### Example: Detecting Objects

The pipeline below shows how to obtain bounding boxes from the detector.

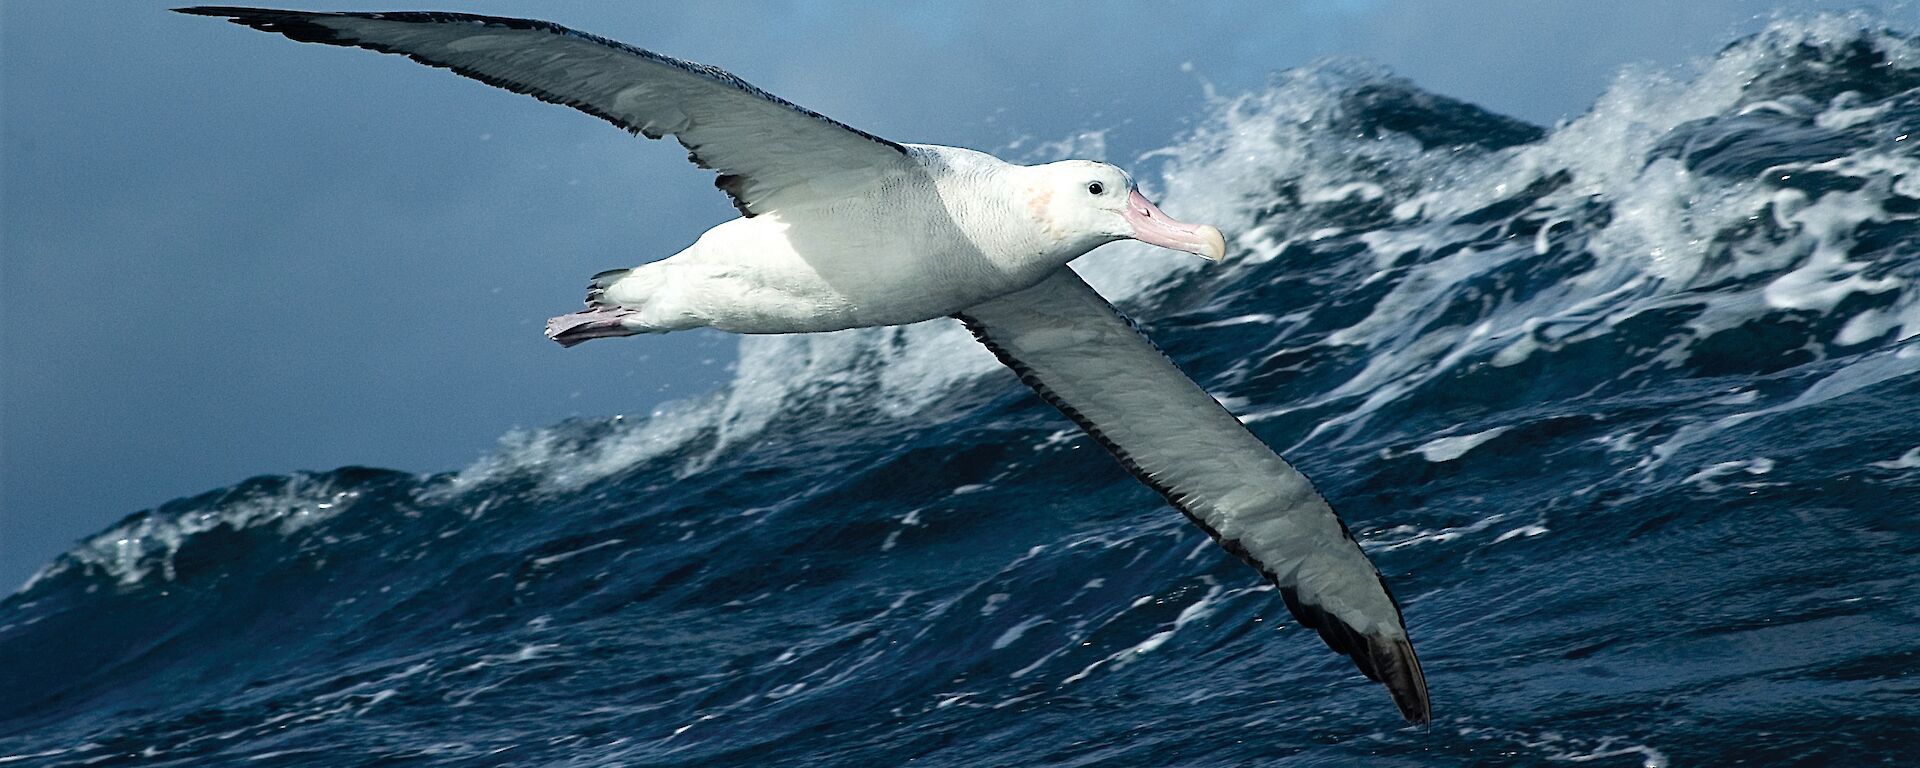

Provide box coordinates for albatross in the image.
[181,7,1431,724]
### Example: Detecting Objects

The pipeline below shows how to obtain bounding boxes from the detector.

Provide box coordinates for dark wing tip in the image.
[175,7,346,44]
[174,7,300,21]
[1280,586,1432,725]
[1372,635,1432,725]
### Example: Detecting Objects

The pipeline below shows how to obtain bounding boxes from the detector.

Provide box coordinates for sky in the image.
[3,0,1910,588]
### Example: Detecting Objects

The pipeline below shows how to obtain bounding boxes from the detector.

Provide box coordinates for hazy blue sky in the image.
[3,1,1908,587]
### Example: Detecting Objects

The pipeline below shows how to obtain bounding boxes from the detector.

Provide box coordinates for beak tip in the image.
[1200,225,1227,262]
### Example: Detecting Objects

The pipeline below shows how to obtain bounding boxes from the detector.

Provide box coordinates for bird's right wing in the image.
[179,7,914,216]
[954,268,1430,724]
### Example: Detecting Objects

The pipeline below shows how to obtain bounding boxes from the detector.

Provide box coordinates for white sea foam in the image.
[1060,579,1227,685]
[991,615,1052,650]
[22,474,358,589]
[1493,524,1550,544]
[0,748,75,765]
[1366,513,1510,552]
[1869,446,1920,469]
[529,539,625,568]
[1415,427,1513,462]
[1682,457,1777,490]
[1456,726,1671,768]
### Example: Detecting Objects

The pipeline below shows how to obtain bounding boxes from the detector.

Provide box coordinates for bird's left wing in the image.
[955,268,1430,724]
[178,7,913,216]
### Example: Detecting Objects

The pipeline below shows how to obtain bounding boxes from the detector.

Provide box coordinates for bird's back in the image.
[626,146,1060,333]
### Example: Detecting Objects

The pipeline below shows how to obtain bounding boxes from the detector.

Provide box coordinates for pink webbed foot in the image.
[545,307,643,348]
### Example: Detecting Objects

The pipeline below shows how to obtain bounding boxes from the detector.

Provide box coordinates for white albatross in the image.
[182,7,1431,723]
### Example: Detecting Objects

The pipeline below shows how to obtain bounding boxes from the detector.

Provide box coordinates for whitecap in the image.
[1415,427,1513,462]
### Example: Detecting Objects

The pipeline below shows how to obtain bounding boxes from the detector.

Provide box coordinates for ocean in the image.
[4,14,1917,767]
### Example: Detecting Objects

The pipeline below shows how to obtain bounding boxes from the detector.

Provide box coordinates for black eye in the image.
[1087,181,1105,195]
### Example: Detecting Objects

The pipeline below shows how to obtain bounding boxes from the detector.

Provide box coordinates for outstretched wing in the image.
[179,7,913,216]
[955,268,1430,724]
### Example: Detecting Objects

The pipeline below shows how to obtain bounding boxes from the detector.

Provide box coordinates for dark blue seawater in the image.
[5,16,1919,766]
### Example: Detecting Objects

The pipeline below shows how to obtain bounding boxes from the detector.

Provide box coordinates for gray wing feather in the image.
[955,268,1430,724]
[178,7,911,216]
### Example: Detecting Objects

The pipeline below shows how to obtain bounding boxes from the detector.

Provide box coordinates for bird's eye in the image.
[1087,181,1105,195]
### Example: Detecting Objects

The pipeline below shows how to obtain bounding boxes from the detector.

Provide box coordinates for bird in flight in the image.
[181,7,1430,723]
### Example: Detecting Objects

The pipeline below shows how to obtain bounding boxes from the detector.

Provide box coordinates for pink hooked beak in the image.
[1124,188,1226,261]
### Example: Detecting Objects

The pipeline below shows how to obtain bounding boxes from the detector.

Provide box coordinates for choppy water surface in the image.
[5,15,1919,767]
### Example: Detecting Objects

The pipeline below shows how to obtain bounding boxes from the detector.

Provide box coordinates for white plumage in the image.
[185,6,1428,724]
[584,148,1157,335]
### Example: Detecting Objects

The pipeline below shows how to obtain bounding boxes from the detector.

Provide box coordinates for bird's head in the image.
[1026,160,1225,262]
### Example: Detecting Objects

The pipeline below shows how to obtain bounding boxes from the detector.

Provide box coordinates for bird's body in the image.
[593,146,1088,335]
[183,6,1430,724]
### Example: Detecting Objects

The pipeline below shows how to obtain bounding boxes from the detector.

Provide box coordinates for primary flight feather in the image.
[180,6,1429,723]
